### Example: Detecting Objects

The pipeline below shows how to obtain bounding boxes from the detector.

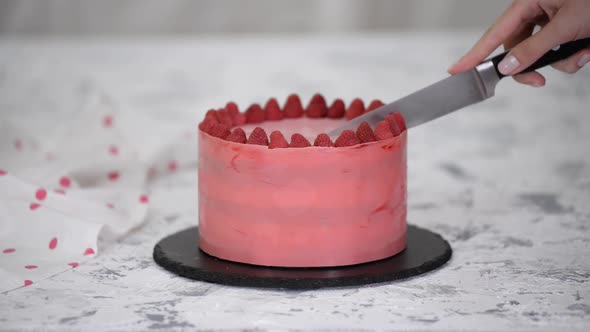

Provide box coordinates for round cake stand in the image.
[153,225,452,290]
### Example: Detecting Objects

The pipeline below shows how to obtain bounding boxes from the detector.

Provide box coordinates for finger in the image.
[551,48,590,73]
[503,22,535,50]
[512,71,546,87]
[448,1,541,74]
[496,9,578,76]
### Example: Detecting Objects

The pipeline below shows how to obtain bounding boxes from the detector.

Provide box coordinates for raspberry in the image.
[327,99,345,118]
[283,94,304,118]
[205,109,219,121]
[226,128,247,143]
[226,102,246,126]
[216,108,233,127]
[247,127,269,146]
[305,93,327,118]
[245,104,266,124]
[290,133,311,148]
[209,123,231,139]
[199,117,215,132]
[385,114,402,136]
[356,121,376,143]
[269,131,289,149]
[233,113,246,126]
[346,98,365,120]
[313,133,334,147]
[374,120,394,140]
[334,130,360,147]
[226,102,240,116]
[199,110,219,132]
[393,112,407,131]
[265,98,284,121]
[366,100,385,112]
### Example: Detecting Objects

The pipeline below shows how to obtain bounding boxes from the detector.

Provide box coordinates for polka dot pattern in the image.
[103,115,113,128]
[49,237,58,250]
[35,189,47,201]
[168,161,178,172]
[59,176,71,188]
[1,109,156,292]
[109,145,119,155]
[108,171,120,181]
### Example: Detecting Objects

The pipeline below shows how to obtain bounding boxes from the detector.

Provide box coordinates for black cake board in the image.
[153,224,452,290]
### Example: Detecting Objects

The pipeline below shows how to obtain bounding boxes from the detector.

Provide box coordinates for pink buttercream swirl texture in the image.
[198,127,407,267]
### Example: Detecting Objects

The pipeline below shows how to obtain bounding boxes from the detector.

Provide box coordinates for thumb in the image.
[497,12,576,76]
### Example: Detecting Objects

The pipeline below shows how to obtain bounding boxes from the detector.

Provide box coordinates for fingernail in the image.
[577,54,590,68]
[498,55,520,75]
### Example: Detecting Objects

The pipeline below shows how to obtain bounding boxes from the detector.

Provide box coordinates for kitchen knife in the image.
[329,38,590,136]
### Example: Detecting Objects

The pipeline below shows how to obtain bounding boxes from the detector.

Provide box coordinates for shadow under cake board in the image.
[153,225,452,290]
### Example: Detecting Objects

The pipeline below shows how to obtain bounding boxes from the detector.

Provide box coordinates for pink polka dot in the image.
[29,203,41,210]
[84,248,95,256]
[24,280,33,287]
[168,160,178,172]
[25,265,38,269]
[108,171,120,181]
[35,188,47,201]
[139,195,149,204]
[3,248,15,254]
[59,176,71,188]
[103,115,113,128]
[49,237,58,250]
[54,189,66,195]
[14,139,23,151]
[68,262,79,268]
[109,145,119,156]
[0,169,6,176]
[106,203,114,209]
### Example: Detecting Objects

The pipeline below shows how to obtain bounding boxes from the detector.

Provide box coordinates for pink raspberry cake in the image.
[198,94,407,267]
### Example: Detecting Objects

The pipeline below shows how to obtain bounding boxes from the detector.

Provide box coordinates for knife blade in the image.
[328,37,590,137]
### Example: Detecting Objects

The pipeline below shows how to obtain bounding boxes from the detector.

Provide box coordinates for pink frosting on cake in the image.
[198,117,407,267]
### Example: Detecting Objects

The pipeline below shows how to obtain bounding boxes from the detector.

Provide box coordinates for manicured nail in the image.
[577,54,590,68]
[498,55,520,75]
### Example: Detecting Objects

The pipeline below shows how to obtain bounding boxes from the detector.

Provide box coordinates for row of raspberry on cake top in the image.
[198,93,407,148]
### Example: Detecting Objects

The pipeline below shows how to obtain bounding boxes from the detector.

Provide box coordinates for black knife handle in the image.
[490,37,590,78]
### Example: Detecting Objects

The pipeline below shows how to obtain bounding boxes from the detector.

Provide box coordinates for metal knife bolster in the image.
[473,60,501,100]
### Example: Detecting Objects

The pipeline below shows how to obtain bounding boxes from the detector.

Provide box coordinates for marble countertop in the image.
[1,33,589,331]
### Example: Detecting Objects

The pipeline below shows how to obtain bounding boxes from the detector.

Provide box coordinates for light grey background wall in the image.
[0,0,512,36]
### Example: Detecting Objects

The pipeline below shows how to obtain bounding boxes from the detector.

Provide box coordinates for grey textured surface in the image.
[0,32,589,331]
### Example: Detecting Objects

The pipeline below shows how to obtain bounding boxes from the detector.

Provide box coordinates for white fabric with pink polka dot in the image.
[0,89,192,292]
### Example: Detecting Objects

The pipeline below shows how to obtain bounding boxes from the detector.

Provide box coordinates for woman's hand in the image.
[448,0,590,87]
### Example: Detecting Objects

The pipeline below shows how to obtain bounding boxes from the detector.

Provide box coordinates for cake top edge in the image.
[198,93,407,149]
